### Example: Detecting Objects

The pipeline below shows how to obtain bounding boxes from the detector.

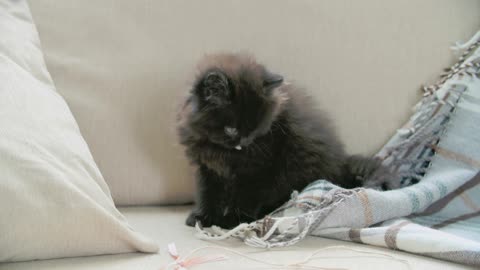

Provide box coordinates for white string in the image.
[164,245,412,270]
[260,218,284,240]
[195,222,255,240]
[297,245,411,270]
[451,30,480,52]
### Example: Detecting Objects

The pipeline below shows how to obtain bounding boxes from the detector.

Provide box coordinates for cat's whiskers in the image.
[199,103,215,113]
[273,122,287,135]
[248,141,261,155]
[252,141,270,158]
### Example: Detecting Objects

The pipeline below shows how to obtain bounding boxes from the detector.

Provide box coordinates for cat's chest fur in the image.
[197,134,286,221]
[198,133,278,179]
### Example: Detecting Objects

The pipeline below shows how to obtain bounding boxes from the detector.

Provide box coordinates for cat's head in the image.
[185,53,289,150]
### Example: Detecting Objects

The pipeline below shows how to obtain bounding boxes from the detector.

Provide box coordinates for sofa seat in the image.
[1,206,475,270]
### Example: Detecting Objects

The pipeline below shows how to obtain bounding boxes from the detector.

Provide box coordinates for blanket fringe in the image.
[378,31,480,187]
[196,189,354,248]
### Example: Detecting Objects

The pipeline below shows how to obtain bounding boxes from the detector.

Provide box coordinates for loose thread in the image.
[162,244,412,270]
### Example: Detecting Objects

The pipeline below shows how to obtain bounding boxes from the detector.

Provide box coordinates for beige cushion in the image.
[0,0,158,262]
[1,206,475,269]
[28,0,480,205]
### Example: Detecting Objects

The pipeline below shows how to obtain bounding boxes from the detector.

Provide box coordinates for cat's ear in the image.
[263,71,284,93]
[199,70,230,105]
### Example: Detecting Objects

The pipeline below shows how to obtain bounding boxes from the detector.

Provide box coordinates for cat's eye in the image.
[224,126,238,137]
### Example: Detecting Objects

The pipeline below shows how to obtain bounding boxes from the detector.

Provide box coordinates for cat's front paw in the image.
[214,211,240,229]
[185,212,197,227]
[185,210,212,227]
[185,208,241,229]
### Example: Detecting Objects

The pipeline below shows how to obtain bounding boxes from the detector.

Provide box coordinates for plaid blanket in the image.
[196,31,480,266]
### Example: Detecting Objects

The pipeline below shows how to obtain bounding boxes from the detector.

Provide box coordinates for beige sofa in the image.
[3,1,479,269]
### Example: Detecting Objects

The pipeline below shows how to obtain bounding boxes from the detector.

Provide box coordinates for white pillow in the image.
[0,0,158,262]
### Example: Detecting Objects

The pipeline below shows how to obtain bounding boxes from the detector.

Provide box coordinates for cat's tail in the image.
[343,155,397,190]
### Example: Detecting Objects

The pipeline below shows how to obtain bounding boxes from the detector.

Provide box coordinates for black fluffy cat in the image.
[177,53,392,229]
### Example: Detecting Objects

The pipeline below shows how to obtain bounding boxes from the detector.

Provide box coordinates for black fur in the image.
[177,53,392,229]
